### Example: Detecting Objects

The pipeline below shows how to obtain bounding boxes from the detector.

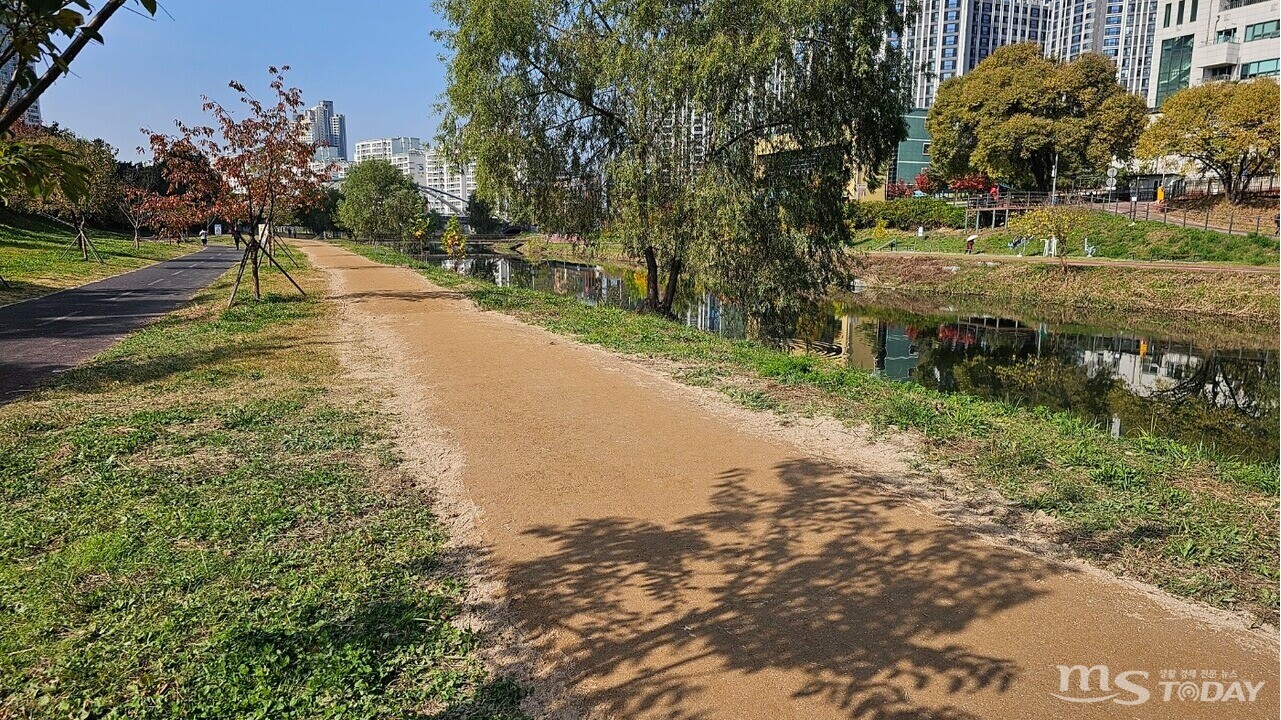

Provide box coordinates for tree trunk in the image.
[133,226,140,250]
[251,238,262,300]
[658,254,682,318]
[643,245,660,312]
[77,218,88,260]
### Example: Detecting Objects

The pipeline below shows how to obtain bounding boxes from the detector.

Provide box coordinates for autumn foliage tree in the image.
[148,66,324,304]
[1138,79,1280,205]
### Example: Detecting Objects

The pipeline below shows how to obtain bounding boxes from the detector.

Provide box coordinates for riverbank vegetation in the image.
[851,255,1278,322]
[0,265,526,718]
[848,208,1279,266]
[0,209,191,306]
[342,240,1279,625]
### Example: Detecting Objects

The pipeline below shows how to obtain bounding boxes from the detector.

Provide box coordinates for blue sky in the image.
[41,0,451,160]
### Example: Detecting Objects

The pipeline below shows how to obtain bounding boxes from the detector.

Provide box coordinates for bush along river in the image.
[432,252,1278,464]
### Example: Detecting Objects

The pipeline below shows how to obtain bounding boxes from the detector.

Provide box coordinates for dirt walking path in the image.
[299,240,1278,720]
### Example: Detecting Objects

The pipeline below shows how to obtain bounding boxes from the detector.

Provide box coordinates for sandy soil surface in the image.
[298,240,1278,720]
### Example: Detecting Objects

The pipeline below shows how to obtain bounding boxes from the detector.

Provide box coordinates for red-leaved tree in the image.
[117,185,158,249]
[885,181,913,199]
[948,172,991,194]
[914,172,937,195]
[147,66,324,305]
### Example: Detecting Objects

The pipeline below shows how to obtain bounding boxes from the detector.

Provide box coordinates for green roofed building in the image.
[888,110,931,187]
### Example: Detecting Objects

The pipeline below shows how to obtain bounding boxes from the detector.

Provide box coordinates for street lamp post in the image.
[1049,91,1066,206]
[1050,152,1059,205]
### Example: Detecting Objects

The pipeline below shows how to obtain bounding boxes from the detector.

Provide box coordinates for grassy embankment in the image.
[852,255,1279,322]
[0,262,526,718]
[848,210,1280,266]
[344,240,1279,625]
[0,209,194,306]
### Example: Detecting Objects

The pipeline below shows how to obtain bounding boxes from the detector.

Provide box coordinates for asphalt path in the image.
[0,244,241,402]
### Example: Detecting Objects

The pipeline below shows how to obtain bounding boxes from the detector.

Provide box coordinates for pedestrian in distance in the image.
[199,229,208,247]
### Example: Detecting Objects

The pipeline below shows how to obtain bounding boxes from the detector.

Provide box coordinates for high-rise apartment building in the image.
[902,0,1050,108]
[353,137,478,213]
[301,100,347,160]
[1148,0,1279,106]
[1046,0,1162,97]
[354,136,424,163]
[0,36,42,126]
[423,147,478,215]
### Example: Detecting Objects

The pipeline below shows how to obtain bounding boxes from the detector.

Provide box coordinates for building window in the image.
[1245,20,1280,41]
[1189,0,1197,20]
[1176,0,1184,24]
[1155,34,1194,105]
[1163,3,1171,27]
[944,22,958,32]
[1241,58,1280,78]
[923,143,931,157]
[942,60,956,69]
[1216,28,1237,43]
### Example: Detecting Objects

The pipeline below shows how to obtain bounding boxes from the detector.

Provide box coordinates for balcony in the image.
[1198,40,1240,67]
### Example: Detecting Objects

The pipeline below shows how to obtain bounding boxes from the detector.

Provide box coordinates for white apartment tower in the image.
[903,0,1050,108]
[423,147,478,215]
[1148,0,1280,106]
[0,34,41,126]
[1046,0,1162,97]
[354,137,478,213]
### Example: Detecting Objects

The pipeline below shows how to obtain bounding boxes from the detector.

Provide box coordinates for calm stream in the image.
[430,252,1278,463]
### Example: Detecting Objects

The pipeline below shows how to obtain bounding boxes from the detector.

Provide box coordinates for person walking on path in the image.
[199,229,208,247]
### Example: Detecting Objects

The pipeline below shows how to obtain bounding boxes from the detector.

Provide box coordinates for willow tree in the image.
[436,0,910,318]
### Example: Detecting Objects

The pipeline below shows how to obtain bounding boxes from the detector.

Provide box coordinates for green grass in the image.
[0,264,526,718]
[345,240,1279,624]
[849,209,1280,266]
[0,209,195,306]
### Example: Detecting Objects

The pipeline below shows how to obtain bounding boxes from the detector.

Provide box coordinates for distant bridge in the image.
[417,183,468,215]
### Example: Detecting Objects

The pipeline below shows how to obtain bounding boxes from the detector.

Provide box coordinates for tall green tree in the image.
[7,128,119,259]
[436,0,910,317]
[465,191,499,233]
[337,160,424,240]
[296,186,343,235]
[926,44,1148,191]
[1137,79,1280,205]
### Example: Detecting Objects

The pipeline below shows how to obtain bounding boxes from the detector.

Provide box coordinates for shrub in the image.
[846,198,966,230]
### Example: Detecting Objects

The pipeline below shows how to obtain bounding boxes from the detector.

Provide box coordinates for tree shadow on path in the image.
[503,458,1060,719]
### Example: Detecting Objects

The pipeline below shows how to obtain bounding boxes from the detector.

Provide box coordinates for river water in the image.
[433,253,1278,463]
